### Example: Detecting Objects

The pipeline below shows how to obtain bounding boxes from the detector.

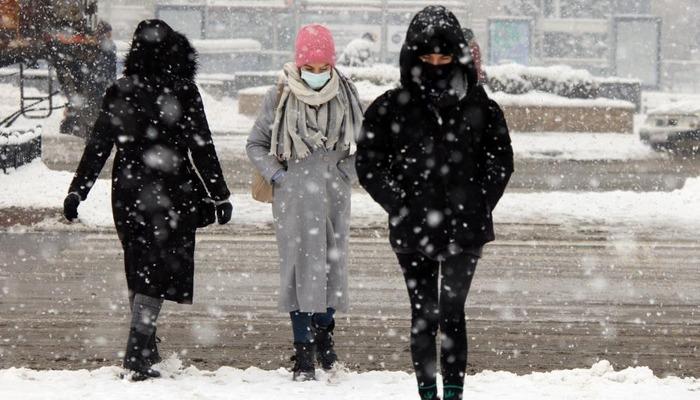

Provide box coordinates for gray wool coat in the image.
[246,86,357,313]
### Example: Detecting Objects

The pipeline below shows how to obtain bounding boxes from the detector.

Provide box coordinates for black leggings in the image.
[397,252,477,393]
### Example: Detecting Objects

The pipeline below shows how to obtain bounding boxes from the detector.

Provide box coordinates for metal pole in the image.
[380,0,388,63]
[294,0,301,36]
[464,0,472,29]
[202,0,209,39]
[272,13,280,68]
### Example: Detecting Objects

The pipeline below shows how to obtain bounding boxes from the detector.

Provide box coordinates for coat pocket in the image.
[336,155,357,185]
[337,165,352,185]
[447,183,485,215]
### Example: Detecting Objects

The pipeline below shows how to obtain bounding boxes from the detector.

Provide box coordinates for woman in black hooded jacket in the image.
[62,20,232,380]
[356,6,513,400]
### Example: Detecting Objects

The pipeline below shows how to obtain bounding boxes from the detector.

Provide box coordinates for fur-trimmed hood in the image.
[123,19,198,81]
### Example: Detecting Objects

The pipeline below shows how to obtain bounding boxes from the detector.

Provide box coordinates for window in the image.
[559,0,613,19]
[614,0,652,14]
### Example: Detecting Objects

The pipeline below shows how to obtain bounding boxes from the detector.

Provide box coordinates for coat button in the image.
[322,156,329,162]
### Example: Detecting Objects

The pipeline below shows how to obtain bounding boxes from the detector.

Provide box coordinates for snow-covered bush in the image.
[485,66,533,95]
[0,126,42,173]
[337,38,379,67]
[338,63,611,100]
[337,64,400,86]
[486,64,598,98]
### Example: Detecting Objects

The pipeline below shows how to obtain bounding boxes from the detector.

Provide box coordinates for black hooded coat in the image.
[68,20,230,303]
[356,6,514,259]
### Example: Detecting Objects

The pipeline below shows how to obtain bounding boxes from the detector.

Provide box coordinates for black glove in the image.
[216,201,232,225]
[63,192,81,221]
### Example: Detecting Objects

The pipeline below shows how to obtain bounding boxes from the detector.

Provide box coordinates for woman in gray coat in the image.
[246,24,363,381]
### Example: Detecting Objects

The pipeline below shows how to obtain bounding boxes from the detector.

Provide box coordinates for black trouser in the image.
[397,252,478,397]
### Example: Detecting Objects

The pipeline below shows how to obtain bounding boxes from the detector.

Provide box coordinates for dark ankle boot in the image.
[442,385,463,400]
[145,330,162,366]
[291,342,315,381]
[123,328,161,381]
[419,385,440,400]
[314,320,337,370]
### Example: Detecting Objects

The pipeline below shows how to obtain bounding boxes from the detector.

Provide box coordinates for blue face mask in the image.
[301,70,331,90]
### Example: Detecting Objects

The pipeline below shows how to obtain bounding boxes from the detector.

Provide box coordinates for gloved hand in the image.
[63,192,81,222]
[216,200,233,225]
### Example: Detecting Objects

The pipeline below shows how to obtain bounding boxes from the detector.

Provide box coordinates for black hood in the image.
[399,6,477,95]
[123,19,198,81]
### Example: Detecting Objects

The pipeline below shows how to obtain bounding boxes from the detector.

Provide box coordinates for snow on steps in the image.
[238,84,634,133]
[0,357,697,400]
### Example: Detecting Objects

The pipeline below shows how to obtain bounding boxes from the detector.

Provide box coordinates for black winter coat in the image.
[68,20,230,303]
[356,6,513,259]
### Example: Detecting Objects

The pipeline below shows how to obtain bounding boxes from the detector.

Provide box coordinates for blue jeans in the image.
[290,308,335,343]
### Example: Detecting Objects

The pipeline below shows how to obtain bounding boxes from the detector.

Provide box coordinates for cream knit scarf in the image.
[270,62,363,160]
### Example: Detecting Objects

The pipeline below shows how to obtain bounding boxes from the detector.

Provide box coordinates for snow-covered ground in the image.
[510,132,658,160]
[199,90,255,134]
[0,358,697,400]
[643,91,700,114]
[2,160,698,230]
[0,82,253,136]
[211,132,658,161]
[1,80,661,161]
[490,90,635,109]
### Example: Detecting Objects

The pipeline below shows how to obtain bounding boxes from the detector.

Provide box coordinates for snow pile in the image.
[497,179,700,226]
[643,92,700,114]
[337,64,400,86]
[0,161,114,226]
[3,160,700,231]
[238,85,274,96]
[647,100,700,116]
[198,87,255,134]
[352,80,395,104]
[334,63,636,106]
[238,80,633,113]
[0,125,42,146]
[213,132,655,161]
[486,63,598,98]
[489,90,635,109]
[0,359,697,400]
[337,37,378,67]
[511,133,657,160]
[341,63,635,108]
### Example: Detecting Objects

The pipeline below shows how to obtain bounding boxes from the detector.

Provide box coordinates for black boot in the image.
[314,320,337,370]
[419,385,440,400]
[145,330,162,366]
[123,328,161,381]
[442,385,462,400]
[291,342,315,381]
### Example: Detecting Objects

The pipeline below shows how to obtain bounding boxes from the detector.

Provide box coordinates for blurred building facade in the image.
[466,0,700,90]
[95,0,699,91]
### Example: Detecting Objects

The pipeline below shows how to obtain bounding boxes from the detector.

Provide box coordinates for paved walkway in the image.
[1,226,698,376]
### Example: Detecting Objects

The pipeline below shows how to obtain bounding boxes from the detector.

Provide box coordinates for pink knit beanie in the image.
[295,24,336,67]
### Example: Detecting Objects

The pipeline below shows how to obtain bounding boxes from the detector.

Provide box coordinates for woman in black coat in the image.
[356,6,513,400]
[63,20,232,380]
